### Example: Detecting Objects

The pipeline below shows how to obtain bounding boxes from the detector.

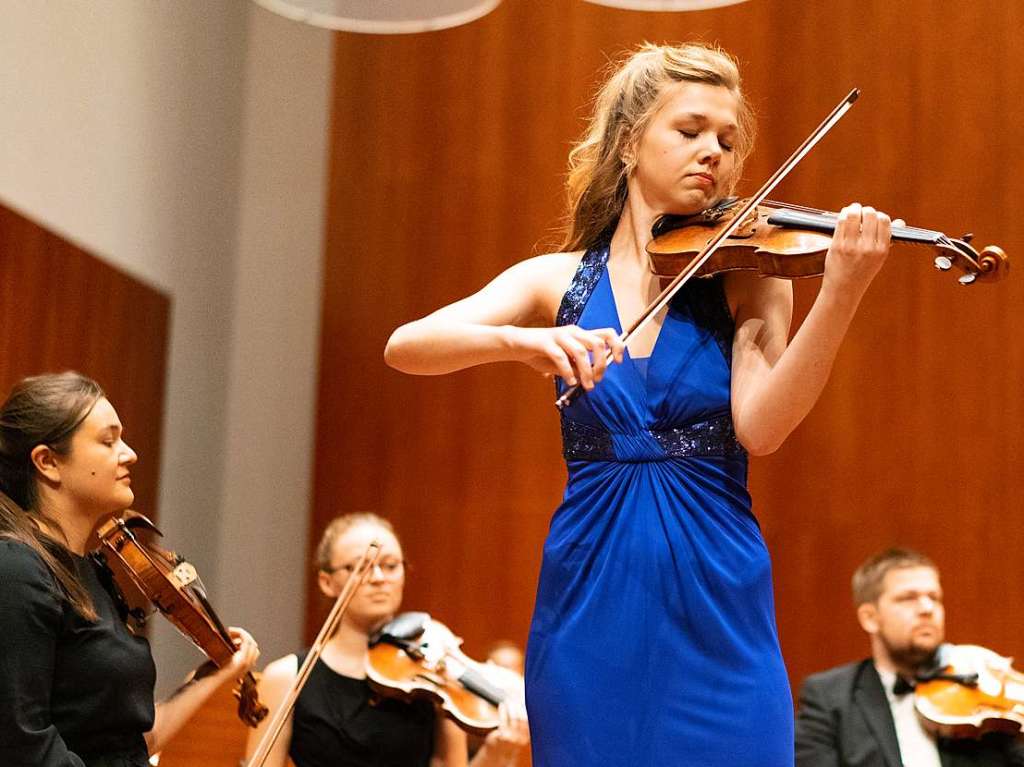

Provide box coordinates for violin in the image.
[554,88,1009,409]
[914,644,1024,739]
[90,511,268,727]
[367,612,521,736]
[648,197,1009,286]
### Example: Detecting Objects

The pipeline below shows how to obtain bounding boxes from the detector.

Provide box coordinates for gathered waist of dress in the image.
[560,412,746,463]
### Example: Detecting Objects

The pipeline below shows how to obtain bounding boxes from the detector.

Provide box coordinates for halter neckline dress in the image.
[524,242,793,766]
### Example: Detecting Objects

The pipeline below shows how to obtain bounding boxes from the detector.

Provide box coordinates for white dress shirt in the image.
[877,667,943,767]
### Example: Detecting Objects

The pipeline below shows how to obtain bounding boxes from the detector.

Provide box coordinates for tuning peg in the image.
[961,232,974,243]
[934,256,953,271]
[958,272,977,285]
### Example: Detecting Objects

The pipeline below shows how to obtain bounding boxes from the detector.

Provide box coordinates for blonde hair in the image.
[561,42,755,252]
[314,512,396,572]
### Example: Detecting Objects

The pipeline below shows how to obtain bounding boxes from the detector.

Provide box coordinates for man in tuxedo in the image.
[795,547,1024,766]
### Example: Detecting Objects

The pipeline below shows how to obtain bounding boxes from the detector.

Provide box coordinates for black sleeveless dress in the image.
[0,540,155,767]
[289,650,435,767]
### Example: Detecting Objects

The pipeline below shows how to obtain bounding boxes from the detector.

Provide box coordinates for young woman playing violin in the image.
[246,513,529,767]
[384,43,902,767]
[0,371,260,767]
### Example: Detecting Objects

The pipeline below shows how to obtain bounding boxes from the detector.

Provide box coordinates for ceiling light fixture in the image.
[251,0,501,34]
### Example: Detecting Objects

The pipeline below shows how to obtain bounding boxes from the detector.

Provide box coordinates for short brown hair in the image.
[851,547,936,606]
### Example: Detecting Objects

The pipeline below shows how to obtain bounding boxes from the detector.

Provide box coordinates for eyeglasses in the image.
[324,558,405,579]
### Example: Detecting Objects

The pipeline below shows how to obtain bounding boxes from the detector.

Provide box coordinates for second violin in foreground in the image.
[91,511,268,727]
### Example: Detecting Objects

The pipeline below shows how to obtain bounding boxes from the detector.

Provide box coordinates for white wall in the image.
[214,3,331,668]
[0,0,332,694]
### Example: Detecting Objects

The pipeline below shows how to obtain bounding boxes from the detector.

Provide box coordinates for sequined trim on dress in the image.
[555,243,610,327]
[561,412,745,462]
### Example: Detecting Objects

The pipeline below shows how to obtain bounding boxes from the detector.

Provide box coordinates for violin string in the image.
[765,198,942,241]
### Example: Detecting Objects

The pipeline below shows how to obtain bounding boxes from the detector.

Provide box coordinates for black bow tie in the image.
[892,676,916,696]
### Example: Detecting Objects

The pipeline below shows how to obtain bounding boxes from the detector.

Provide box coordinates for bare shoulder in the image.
[514,250,585,323]
[260,653,299,687]
[504,250,583,283]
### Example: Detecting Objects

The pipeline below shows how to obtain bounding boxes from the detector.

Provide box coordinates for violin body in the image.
[915,644,1024,739]
[367,612,518,736]
[92,511,268,727]
[648,197,1009,286]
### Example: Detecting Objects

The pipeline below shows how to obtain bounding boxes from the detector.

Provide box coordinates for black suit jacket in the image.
[795,659,1024,767]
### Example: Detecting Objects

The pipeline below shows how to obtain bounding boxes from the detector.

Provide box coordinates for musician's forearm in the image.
[145,669,230,754]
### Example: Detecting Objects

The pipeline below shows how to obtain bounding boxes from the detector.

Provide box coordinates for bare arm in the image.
[384,254,624,390]
[242,654,298,767]
[146,627,259,755]
[729,204,893,455]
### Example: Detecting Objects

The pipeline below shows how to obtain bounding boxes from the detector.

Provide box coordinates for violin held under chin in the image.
[648,197,1008,286]
[913,643,1024,739]
[367,612,526,737]
[90,511,268,727]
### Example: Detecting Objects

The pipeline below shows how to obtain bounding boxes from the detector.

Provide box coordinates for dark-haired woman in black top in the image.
[245,512,529,767]
[0,371,260,767]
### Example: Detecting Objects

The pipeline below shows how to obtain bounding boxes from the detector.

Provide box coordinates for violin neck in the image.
[766,209,942,246]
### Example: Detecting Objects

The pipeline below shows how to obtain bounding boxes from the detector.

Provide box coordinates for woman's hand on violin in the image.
[822,203,900,299]
[485,701,530,754]
[217,626,260,679]
[470,663,529,764]
[508,325,624,390]
[146,627,260,755]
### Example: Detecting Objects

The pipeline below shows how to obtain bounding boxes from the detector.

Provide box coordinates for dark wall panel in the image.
[0,201,170,520]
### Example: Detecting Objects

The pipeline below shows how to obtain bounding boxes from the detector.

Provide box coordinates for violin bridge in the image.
[172,561,199,588]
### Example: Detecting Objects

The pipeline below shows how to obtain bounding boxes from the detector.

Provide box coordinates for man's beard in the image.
[887,637,941,671]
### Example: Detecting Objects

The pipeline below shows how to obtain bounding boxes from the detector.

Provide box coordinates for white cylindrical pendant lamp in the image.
[251,0,501,34]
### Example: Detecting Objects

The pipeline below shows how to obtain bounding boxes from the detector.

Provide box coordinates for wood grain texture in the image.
[310,0,1024,749]
[0,201,169,521]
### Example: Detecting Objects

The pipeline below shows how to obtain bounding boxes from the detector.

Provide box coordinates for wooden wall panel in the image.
[314,0,1024,731]
[0,201,169,520]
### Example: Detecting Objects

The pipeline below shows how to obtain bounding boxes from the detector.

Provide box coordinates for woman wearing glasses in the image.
[246,513,529,767]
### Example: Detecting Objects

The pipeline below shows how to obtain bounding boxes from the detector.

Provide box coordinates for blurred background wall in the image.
[0,0,332,700]
[2,0,1022,763]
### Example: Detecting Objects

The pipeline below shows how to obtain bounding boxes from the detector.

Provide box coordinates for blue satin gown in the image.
[524,242,793,766]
